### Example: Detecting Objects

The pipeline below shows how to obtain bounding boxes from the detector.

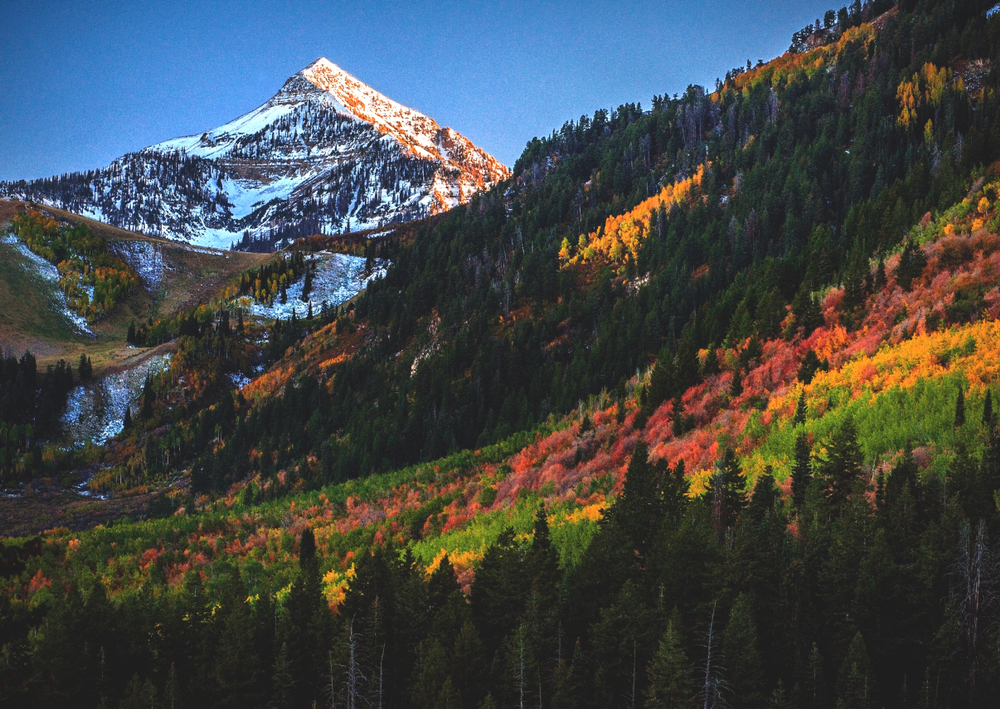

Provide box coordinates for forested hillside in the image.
[118,0,1000,491]
[6,1,1000,708]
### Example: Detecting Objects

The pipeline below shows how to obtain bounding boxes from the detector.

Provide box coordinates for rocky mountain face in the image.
[1,58,509,250]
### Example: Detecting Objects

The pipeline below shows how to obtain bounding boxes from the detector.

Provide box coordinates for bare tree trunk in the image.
[519,626,526,709]
[629,640,638,709]
[377,644,385,709]
[700,601,722,709]
[344,618,367,709]
[957,519,997,689]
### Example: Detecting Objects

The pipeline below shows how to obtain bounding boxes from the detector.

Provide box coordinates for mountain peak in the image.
[3,58,509,249]
[303,57,340,73]
[297,58,434,145]
[295,57,509,192]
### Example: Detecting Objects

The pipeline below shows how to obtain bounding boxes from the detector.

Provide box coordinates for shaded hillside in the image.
[9,2,1000,708]
[119,0,1000,496]
[7,165,1000,707]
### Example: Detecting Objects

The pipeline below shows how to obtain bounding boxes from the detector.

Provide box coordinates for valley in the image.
[5,1,1000,707]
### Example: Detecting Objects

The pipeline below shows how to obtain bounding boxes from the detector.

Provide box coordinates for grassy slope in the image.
[0,199,268,372]
[0,243,90,358]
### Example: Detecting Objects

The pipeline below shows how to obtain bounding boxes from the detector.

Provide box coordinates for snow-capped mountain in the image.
[1,58,510,250]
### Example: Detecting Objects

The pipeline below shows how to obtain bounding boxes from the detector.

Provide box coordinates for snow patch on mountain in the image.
[3,234,94,335]
[61,353,172,446]
[241,251,385,320]
[153,102,301,159]
[1,59,509,250]
[110,240,164,291]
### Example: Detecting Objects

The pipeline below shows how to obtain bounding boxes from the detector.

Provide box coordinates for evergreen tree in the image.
[798,350,825,385]
[894,239,927,292]
[77,352,93,381]
[835,632,871,709]
[955,387,966,429]
[801,642,826,709]
[873,257,887,291]
[299,527,317,568]
[768,679,792,709]
[793,392,807,426]
[660,458,690,523]
[270,641,295,709]
[792,433,812,509]
[979,427,1000,513]
[746,467,778,525]
[730,367,745,398]
[141,374,154,419]
[815,417,864,511]
[646,353,675,416]
[723,593,764,709]
[645,614,693,709]
[605,441,663,560]
[712,447,747,537]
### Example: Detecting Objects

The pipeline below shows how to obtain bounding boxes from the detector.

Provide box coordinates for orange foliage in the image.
[562,165,706,270]
[729,24,875,93]
[27,569,51,594]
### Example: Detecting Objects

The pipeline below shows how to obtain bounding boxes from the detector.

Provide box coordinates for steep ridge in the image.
[0,59,509,249]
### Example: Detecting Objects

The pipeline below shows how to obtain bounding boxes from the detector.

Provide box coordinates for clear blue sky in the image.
[0,0,836,182]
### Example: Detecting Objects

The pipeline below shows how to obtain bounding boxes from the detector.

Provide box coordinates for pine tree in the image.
[894,239,927,292]
[802,642,826,709]
[835,632,871,709]
[302,267,314,302]
[723,593,763,709]
[730,367,745,398]
[645,615,693,709]
[661,458,690,522]
[122,407,132,431]
[436,676,461,709]
[793,392,807,426]
[873,257,887,291]
[605,441,663,559]
[451,621,486,708]
[955,387,966,428]
[299,527,317,568]
[164,662,178,709]
[141,374,154,419]
[646,352,675,415]
[747,467,778,524]
[270,641,295,709]
[792,433,812,509]
[798,349,825,385]
[712,447,747,537]
[77,352,93,381]
[552,638,586,709]
[815,417,864,511]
